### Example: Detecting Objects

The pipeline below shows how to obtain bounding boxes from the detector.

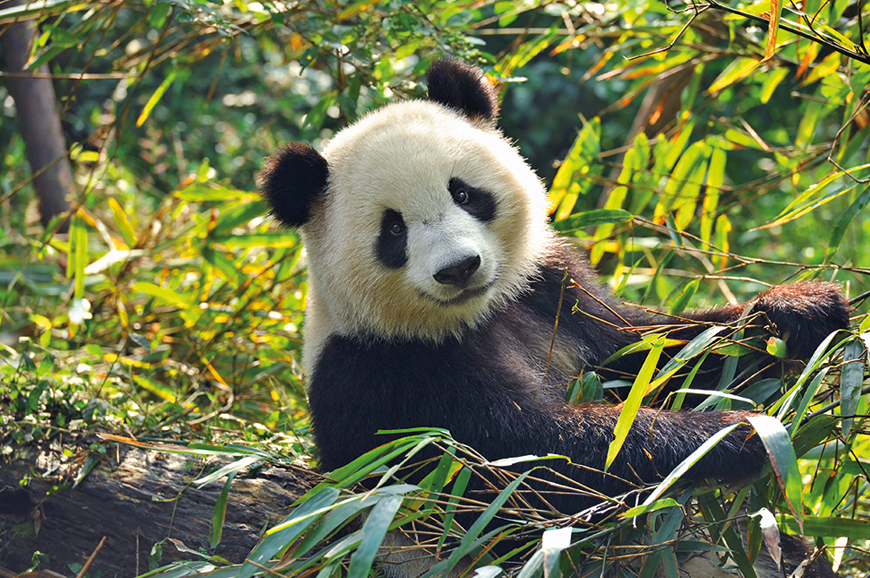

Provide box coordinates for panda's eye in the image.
[389,221,405,236]
[448,177,497,223]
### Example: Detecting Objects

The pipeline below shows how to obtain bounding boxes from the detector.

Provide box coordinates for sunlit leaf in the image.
[706,57,760,93]
[606,334,666,470]
[746,415,803,530]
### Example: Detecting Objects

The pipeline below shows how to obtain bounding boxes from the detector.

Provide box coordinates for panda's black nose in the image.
[434,255,481,286]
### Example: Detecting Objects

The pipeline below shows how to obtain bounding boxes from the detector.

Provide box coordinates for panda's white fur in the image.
[301,99,554,369]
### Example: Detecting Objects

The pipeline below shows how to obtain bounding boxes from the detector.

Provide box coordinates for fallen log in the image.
[0,439,319,577]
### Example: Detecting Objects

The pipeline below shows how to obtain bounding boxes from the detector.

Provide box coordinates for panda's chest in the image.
[467,308,588,402]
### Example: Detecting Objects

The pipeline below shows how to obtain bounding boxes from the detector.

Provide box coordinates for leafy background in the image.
[1,0,870,576]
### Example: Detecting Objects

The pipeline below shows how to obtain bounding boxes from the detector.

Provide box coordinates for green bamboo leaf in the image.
[421,471,530,578]
[697,494,758,578]
[700,147,726,245]
[137,69,190,127]
[656,119,695,174]
[643,424,740,505]
[176,183,251,201]
[549,117,600,219]
[133,374,177,402]
[796,98,824,149]
[348,494,405,578]
[210,232,299,249]
[789,369,828,437]
[108,197,137,247]
[668,278,700,314]
[760,67,789,104]
[66,213,88,302]
[674,155,708,230]
[746,415,804,530]
[656,141,707,223]
[651,326,726,392]
[766,336,788,358]
[195,455,263,487]
[606,335,666,470]
[840,339,864,437]
[201,244,243,286]
[210,471,236,549]
[290,497,369,564]
[437,465,471,551]
[72,452,102,489]
[551,209,632,232]
[132,282,192,308]
[776,514,870,539]
[306,92,336,130]
[706,57,760,93]
[621,498,681,518]
[637,490,693,578]
[600,333,684,367]
[826,182,870,261]
[238,487,340,578]
[793,415,838,457]
[209,200,269,236]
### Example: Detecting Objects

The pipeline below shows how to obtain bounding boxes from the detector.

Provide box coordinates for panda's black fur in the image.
[259,58,850,533]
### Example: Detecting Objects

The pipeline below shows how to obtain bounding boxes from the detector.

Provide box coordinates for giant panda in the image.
[258,59,850,574]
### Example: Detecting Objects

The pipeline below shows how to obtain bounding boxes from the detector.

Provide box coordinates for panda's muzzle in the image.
[434,255,481,287]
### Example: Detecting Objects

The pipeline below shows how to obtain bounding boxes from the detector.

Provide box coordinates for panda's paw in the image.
[752,281,851,360]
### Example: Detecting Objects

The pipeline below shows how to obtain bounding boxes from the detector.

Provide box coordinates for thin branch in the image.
[827,92,870,183]
[706,0,870,64]
[624,1,711,61]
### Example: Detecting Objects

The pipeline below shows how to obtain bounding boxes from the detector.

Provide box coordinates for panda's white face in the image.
[299,100,554,365]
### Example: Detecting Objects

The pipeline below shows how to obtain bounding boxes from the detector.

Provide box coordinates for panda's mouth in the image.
[425,282,494,306]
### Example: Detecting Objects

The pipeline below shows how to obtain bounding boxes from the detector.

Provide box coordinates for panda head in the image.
[259,60,554,356]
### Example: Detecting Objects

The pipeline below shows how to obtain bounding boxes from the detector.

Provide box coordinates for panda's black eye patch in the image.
[448,178,496,222]
[376,209,408,269]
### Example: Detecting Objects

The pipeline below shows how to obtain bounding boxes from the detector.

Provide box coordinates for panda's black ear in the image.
[258,143,329,227]
[427,59,499,125]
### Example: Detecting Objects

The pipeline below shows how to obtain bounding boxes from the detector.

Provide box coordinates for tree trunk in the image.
[1,0,73,232]
[0,441,318,577]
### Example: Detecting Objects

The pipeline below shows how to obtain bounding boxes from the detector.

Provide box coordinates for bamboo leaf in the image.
[210,471,237,549]
[552,208,632,232]
[348,494,405,578]
[642,423,740,505]
[700,147,726,245]
[760,67,789,104]
[746,415,804,531]
[826,182,870,261]
[840,339,864,437]
[237,487,340,578]
[132,282,192,308]
[209,233,299,249]
[549,117,600,219]
[137,69,189,127]
[422,471,530,578]
[706,57,760,93]
[669,278,699,314]
[108,197,137,246]
[762,0,783,62]
[606,335,666,470]
[777,514,870,539]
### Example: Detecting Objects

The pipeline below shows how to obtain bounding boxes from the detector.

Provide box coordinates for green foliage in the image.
[1,0,870,576]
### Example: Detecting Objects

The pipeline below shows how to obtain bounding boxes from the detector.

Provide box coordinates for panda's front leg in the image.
[553,404,767,492]
[646,280,850,361]
[746,281,851,359]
